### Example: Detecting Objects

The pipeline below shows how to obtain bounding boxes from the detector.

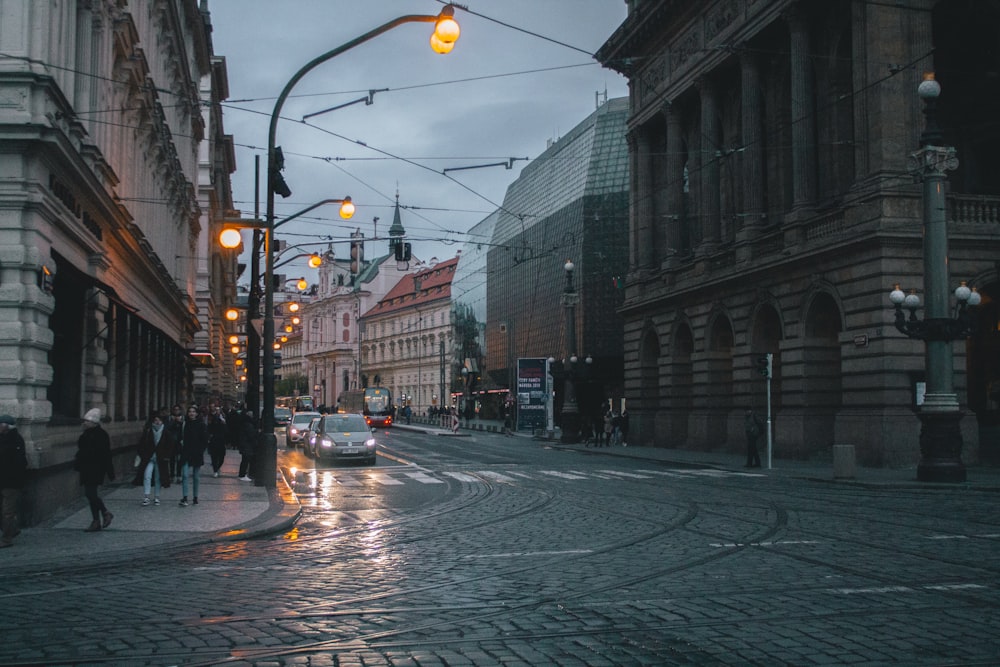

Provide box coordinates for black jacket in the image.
[75,425,114,486]
[178,417,209,467]
[0,428,27,489]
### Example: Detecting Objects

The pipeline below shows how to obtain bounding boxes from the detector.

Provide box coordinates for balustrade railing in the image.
[949,194,1000,225]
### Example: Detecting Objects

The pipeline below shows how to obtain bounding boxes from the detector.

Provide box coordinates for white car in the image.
[311,413,377,465]
[287,411,321,448]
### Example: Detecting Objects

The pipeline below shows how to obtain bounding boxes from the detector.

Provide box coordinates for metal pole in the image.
[560,261,580,443]
[910,75,963,483]
[259,11,449,487]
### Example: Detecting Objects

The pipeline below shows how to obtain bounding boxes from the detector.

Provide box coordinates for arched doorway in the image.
[799,292,843,457]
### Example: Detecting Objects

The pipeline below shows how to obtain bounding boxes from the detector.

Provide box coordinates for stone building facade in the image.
[362,258,458,417]
[597,0,1000,464]
[0,1,236,522]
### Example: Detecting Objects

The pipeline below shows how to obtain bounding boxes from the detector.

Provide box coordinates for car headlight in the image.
[365,438,376,448]
[320,437,333,448]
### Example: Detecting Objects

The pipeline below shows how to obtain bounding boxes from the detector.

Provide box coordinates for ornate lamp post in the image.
[258,6,461,487]
[888,72,979,483]
[560,260,581,443]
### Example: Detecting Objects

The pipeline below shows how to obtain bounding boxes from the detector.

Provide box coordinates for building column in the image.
[739,49,766,235]
[629,128,655,272]
[788,7,817,209]
[698,77,721,253]
[662,102,684,266]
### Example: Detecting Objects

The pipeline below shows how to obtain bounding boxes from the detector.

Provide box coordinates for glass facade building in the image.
[484,97,630,420]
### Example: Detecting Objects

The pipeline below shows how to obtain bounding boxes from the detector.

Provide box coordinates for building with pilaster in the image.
[363,257,459,416]
[0,1,236,522]
[596,0,1000,465]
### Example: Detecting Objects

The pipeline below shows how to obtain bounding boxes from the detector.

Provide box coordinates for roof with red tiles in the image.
[363,257,460,319]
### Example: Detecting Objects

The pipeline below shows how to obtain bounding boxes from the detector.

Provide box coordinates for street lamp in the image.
[888,72,979,483]
[260,5,461,487]
[560,260,581,443]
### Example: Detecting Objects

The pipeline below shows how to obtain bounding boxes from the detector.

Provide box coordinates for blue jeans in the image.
[181,463,201,499]
[143,459,161,497]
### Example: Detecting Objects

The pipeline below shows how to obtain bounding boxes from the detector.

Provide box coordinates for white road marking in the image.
[403,471,445,484]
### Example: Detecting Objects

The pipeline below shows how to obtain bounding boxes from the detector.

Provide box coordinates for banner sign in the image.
[516,357,547,432]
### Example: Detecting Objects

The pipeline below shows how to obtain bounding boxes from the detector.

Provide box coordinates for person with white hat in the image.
[0,414,27,547]
[74,408,115,531]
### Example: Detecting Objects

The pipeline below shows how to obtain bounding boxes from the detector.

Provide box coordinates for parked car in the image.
[287,411,321,448]
[274,407,292,433]
[311,413,377,465]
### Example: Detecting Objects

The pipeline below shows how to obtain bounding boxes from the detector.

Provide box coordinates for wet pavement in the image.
[4,423,998,567]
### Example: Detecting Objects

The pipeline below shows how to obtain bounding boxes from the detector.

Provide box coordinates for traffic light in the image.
[270,146,292,198]
[756,353,772,378]
[350,233,364,276]
[394,242,411,262]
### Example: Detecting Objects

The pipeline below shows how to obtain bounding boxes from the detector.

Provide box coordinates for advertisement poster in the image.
[516,357,547,432]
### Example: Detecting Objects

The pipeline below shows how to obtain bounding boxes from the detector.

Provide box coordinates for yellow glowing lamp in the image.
[339,197,355,219]
[308,254,322,269]
[225,308,239,321]
[228,335,240,345]
[296,277,308,290]
[431,8,460,54]
[288,302,300,313]
[280,335,288,343]
[219,228,242,249]
[240,375,247,382]
[235,358,243,367]
[230,345,240,354]
[273,342,281,350]
[291,316,301,325]
[284,324,293,333]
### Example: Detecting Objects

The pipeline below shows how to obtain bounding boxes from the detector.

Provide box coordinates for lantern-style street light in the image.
[257,5,461,487]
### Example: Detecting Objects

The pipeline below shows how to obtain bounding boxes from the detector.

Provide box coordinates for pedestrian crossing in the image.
[292,465,763,489]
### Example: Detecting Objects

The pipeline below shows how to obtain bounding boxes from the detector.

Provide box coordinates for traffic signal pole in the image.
[765,354,773,470]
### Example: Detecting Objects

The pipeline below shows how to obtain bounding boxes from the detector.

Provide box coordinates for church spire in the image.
[387,189,405,255]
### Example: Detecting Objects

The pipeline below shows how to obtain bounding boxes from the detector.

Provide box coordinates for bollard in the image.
[832,444,856,479]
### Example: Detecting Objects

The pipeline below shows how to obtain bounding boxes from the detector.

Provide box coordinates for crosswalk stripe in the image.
[442,471,481,483]
[476,471,519,483]
[403,471,445,484]
[367,473,404,485]
[597,469,652,479]
[540,470,589,479]
[313,466,756,488]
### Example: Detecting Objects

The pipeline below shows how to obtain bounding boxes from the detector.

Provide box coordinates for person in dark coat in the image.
[744,408,764,468]
[178,405,208,506]
[207,404,229,478]
[75,408,115,532]
[165,404,185,483]
[0,414,28,547]
[237,409,257,482]
[130,413,175,505]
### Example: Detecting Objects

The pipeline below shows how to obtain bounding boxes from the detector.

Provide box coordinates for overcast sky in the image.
[206,0,628,279]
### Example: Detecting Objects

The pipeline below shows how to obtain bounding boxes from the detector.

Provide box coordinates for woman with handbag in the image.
[131,412,176,506]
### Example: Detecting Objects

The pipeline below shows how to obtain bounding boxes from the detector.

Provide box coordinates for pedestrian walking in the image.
[207,404,228,477]
[0,415,27,548]
[131,413,175,506]
[178,405,208,506]
[237,409,257,481]
[75,408,115,532]
[603,410,613,447]
[620,407,630,446]
[166,404,184,483]
[744,408,764,468]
